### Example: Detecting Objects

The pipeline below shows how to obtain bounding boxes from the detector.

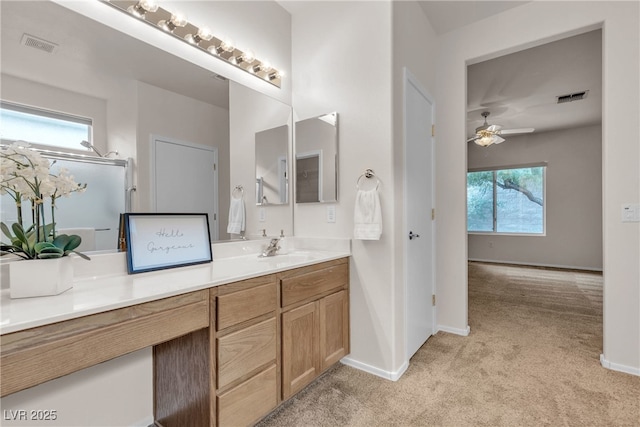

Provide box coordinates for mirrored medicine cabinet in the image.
[294,112,339,203]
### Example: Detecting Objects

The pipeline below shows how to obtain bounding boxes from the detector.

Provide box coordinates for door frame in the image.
[150,134,219,241]
[403,67,436,362]
[295,150,323,203]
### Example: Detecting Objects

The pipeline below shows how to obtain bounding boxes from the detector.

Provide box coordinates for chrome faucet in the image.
[260,238,280,257]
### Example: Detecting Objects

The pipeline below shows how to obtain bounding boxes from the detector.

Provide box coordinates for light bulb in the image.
[127,0,158,18]
[268,69,284,80]
[220,39,235,53]
[185,27,213,45]
[158,13,188,32]
[252,61,272,73]
[196,28,213,41]
[238,50,255,64]
[171,13,188,27]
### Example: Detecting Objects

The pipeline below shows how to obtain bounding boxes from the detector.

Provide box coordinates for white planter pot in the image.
[9,257,74,299]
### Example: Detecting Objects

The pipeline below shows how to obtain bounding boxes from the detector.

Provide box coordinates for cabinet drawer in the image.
[217,364,277,427]
[281,262,348,308]
[217,318,276,389]
[217,280,276,330]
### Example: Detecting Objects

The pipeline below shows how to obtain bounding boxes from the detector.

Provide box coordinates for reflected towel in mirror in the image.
[227,196,246,235]
[353,188,382,240]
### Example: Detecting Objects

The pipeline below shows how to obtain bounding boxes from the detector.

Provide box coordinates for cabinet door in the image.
[319,290,349,371]
[281,301,319,399]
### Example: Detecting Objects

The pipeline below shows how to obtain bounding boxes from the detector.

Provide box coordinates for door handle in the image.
[409,231,420,240]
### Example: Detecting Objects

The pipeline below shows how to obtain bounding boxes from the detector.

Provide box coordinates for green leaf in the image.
[1,222,14,241]
[52,234,71,250]
[37,246,64,255]
[67,250,91,261]
[34,242,56,253]
[11,223,27,245]
[65,235,82,251]
[37,252,63,259]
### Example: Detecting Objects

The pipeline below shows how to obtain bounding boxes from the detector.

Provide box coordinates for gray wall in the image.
[467,124,602,270]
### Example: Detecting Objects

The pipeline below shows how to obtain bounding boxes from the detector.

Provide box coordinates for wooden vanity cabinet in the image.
[215,275,279,427]
[152,258,349,426]
[280,258,349,400]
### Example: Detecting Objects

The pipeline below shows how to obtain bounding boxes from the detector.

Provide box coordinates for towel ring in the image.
[356,169,380,190]
[232,185,244,198]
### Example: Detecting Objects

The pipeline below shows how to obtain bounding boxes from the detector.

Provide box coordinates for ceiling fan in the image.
[467,111,534,147]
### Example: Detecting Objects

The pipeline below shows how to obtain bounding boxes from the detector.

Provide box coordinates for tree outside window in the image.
[467,166,545,234]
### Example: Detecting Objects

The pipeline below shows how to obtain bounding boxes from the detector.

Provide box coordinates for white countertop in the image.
[0,238,351,334]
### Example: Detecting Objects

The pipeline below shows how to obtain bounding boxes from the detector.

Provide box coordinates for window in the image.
[0,101,92,151]
[467,166,545,234]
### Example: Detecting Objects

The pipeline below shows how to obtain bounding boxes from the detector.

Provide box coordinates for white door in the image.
[404,68,435,359]
[152,136,218,241]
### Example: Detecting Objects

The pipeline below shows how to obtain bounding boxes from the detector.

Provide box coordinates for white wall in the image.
[286,0,400,376]
[468,125,603,270]
[435,1,639,374]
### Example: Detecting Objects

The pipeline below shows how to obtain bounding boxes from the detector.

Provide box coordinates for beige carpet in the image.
[258,262,640,426]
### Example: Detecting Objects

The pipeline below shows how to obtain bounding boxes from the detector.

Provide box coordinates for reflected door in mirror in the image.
[255,125,289,206]
[294,113,338,203]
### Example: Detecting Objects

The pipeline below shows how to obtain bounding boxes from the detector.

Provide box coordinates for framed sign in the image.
[124,213,213,274]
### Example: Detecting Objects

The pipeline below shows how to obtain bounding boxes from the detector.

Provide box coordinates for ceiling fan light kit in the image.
[468,111,534,147]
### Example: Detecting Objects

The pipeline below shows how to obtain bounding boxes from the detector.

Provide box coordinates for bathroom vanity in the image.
[0,239,350,427]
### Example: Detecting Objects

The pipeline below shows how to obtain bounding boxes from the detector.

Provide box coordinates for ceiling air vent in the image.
[556,90,589,104]
[20,33,58,54]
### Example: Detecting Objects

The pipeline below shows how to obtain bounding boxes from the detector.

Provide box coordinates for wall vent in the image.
[556,90,589,104]
[20,33,58,54]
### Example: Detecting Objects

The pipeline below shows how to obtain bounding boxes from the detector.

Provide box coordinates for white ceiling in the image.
[418,1,530,36]
[466,29,602,138]
[418,1,601,140]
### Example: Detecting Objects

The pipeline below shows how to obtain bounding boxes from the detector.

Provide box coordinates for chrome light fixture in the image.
[102,0,283,88]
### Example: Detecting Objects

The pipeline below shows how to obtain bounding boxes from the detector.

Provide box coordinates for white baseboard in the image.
[437,324,471,336]
[341,357,408,381]
[468,258,603,272]
[600,354,640,376]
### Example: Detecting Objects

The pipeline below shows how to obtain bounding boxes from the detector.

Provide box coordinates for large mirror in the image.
[0,1,293,250]
[256,125,289,206]
[294,112,338,203]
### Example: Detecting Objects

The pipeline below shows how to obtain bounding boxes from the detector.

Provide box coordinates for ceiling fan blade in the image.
[467,136,478,143]
[492,135,506,144]
[498,127,535,135]
[486,124,502,132]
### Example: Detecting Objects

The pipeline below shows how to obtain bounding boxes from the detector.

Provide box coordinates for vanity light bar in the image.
[101,0,283,88]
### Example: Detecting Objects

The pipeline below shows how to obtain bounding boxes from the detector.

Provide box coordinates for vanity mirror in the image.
[256,125,289,205]
[0,1,293,249]
[294,112,339,203]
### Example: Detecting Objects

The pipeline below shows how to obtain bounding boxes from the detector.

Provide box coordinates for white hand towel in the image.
[353,188,382,240]
[227,196,245,235]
